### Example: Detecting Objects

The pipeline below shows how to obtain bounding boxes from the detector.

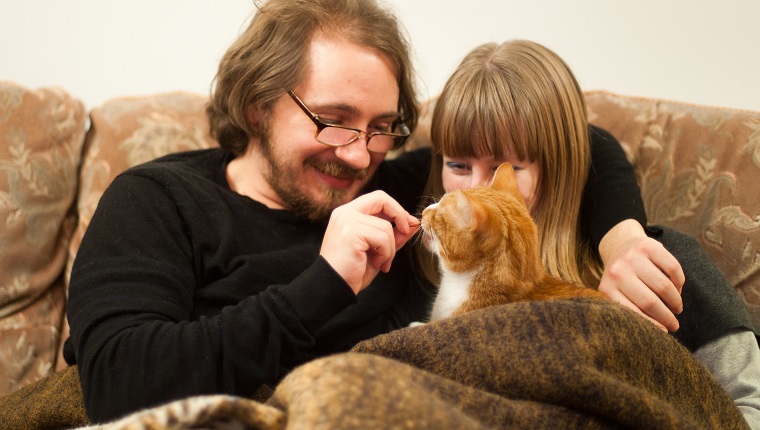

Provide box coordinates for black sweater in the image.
[66,126,644,422]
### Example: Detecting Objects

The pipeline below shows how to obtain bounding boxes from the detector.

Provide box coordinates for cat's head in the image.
[421,162,540,275]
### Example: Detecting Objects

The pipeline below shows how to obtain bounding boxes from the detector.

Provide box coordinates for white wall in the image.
[2,0,759,111]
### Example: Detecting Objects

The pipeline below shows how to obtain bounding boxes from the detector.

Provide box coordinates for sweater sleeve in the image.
[581,125,648,247]
[67,173,356,423]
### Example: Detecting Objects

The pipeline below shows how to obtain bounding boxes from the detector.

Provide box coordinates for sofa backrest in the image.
[584,90,760,324]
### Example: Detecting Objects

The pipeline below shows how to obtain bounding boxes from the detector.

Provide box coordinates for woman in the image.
[419,39,760,424]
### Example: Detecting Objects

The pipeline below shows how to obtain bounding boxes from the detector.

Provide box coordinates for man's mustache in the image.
[304,157,368,181]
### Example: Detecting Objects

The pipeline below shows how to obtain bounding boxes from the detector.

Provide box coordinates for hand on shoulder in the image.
[598,219,685,332]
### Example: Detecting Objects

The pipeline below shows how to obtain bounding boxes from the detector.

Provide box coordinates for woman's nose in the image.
[471,170,494,188]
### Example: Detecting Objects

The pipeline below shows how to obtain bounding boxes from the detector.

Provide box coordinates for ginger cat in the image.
[421,162,607,322]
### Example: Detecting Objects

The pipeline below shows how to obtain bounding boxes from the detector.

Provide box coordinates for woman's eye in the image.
[446,161,470,174]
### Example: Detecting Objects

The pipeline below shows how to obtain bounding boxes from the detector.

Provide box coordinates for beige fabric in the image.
[0,82,86,394]
[585,90,760,324]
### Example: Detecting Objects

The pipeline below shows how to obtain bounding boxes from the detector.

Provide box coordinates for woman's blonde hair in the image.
[206,0,418,155]
[420,39,602,287]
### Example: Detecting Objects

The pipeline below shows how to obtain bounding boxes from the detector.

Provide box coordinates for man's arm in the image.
[67,174,356,422]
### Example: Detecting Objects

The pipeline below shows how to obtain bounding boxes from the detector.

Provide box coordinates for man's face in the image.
[243,34,401,221]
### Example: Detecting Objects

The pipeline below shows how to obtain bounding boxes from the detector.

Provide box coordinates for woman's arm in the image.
[582,126,684,332]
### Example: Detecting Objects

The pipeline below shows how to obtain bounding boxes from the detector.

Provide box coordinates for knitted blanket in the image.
[1,298,747,429]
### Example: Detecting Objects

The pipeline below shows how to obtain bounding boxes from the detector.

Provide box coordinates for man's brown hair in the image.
[207,0,419,155]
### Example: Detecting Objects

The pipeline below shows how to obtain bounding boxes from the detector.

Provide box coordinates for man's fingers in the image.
[321,191,421,293]
[349,191,415,230]
[358,215,396,271]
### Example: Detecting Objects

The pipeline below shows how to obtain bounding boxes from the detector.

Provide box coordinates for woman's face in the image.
[441,152,541,214]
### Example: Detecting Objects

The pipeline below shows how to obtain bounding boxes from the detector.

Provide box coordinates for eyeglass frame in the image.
[286,89,410,154]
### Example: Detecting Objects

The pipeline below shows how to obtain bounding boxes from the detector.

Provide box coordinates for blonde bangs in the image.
[432,61,528,162]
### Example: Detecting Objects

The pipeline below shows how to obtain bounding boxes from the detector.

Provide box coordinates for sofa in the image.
[1,80,759,399]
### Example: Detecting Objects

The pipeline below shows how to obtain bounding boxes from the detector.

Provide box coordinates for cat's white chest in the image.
[429,269,475,321]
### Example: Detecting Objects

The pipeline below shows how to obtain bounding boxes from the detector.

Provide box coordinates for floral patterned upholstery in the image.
[0,82,86,394]
[1,84,758,396]
[0,85,216,395]
[584,90,760,325]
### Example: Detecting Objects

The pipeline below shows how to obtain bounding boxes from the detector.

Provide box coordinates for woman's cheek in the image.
[515,175,536,211]
[442,172,459,193]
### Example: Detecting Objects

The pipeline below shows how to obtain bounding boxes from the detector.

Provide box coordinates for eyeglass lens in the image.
[317,127,401,153]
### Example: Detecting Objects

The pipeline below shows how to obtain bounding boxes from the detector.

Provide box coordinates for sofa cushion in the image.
[585,90,760,324]
[0,81,86,394]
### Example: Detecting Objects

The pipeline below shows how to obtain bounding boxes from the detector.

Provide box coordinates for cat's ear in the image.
[491,162,522,199]
[456,191,491,233]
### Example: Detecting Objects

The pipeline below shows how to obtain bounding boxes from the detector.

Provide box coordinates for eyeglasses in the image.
[287,90,410,154]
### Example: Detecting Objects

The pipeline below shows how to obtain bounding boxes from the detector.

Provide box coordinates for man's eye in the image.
[315,114,342,126]
[368,123,393,133]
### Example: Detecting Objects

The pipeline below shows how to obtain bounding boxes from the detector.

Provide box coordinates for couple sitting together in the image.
[10,0,756,428]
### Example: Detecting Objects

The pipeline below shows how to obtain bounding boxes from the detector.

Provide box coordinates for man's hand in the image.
[320,191,420,294]
[598,219,685,332]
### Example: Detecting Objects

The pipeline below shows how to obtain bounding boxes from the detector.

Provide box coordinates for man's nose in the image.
[334,134,372,170]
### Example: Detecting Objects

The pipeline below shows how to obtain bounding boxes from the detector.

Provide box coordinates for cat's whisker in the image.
[411,227,426,246]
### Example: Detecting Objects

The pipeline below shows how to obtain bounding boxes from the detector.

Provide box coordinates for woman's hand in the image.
[597,219,685,332]
[320,191,420,295]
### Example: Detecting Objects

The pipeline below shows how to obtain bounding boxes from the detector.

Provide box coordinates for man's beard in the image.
[259,133,368,221]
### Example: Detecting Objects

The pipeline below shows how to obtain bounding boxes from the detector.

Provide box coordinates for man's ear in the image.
[247,105,266,135]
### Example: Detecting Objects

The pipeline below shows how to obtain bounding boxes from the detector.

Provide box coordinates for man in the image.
[65,0,432,422]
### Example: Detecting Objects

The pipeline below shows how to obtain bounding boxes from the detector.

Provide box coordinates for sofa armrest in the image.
[0,81,86,394]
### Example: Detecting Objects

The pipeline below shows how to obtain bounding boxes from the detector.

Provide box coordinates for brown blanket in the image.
[0,298,748,429]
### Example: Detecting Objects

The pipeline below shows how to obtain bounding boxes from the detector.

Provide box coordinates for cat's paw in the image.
[408,321,426,327]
